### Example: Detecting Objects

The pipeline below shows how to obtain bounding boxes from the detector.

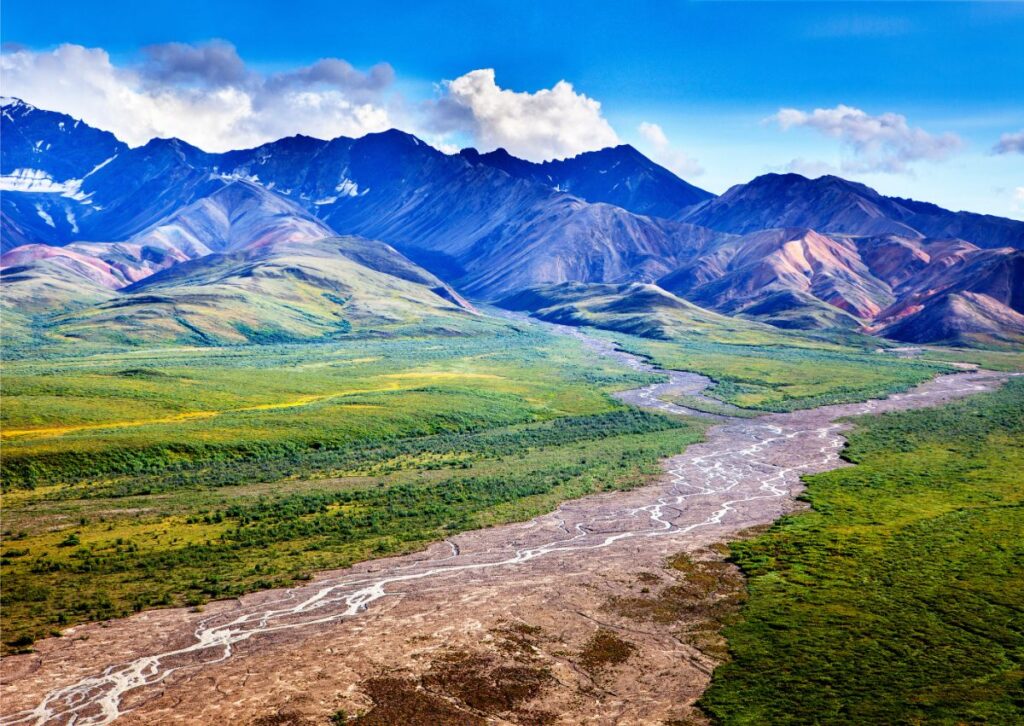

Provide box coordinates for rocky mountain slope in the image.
[460,144,713,217]
[2,96,1022,348]
[682,173,1024,249]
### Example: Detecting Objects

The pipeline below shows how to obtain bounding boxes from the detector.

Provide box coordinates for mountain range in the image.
[2,96,1022,348]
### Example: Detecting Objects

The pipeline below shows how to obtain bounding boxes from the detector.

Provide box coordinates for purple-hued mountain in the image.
[1,97,127,183]
[681,173,1024,249]
[459,144,714,218]
[2,96,1023,348]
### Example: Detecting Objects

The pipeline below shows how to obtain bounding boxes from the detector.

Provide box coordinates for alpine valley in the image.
[2,90,1024,726]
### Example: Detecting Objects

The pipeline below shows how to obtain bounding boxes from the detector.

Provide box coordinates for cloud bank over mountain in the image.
[431,68,620,161]
[993,130,1024,155]
[769,104,962,174]
[0,42,398,151]
[1,43,622,161]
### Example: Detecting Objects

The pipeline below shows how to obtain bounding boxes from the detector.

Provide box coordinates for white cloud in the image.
[1,47,628,161]
[637,122,703,177]
[780,158,841,178]
[637,121,669,148]
[432,69,619,161]
[993,130,1024,155]
[768,104,961,174]
[0,43,396,151]
[1014,187,1024,213]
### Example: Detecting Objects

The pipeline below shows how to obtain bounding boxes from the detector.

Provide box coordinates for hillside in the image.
[42,237,477,346]
[498,281,788,342]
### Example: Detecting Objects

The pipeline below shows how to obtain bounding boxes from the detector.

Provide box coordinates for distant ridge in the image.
[461,144,714,218]
[682,173,1024,249]
[3,96,1023,347]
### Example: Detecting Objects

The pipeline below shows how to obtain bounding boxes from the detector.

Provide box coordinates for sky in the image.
[2,0,1022,218]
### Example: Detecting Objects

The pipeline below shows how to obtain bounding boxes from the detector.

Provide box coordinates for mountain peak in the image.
[746,172,878,197]
[457,142,713,216]
[362,127,425,146]
[0,96,34,111]
[139,136,204,153]
[601,143,643,159]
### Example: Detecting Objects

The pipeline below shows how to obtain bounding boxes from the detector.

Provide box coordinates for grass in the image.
[1,326,656,490]
[916,346,1024,373]
[0,325,707,652]
[606,331,956,412]
[700,377,1024,725]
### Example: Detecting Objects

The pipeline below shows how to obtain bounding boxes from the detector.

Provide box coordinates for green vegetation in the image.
[500,283,1024,412]
[4,301,1018,669]
[917,346,1024,373]
[609,332,954,412]
[1,236,485,351]
[0,324,707,652]
[702,377,1024,724]
[1,325,657,490]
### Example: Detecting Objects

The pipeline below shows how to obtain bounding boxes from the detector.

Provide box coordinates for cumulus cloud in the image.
[262,58,395,104]
[636,122,703,177]
[139,40,248,87]
[780,157,841,178]
[430,69,619,161]
[0,42,396,151]
[2,47,625,160]
[993,130,1024,155]
[768,104,961,174]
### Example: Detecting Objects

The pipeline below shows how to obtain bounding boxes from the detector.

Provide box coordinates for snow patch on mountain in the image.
[35,205,55,227]
[335,178,364,197]
[213,171,261,184]
[0,169,91,201]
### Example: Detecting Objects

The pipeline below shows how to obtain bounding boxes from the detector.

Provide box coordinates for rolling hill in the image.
[498,281,786,342]
[35,236,478,346]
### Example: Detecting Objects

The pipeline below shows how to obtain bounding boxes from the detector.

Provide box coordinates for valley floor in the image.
[0,331,1010,725]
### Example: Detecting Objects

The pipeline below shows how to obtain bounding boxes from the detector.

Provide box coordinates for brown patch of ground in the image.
[347,630,555,725]
[423,652,551,715]
[350,676,484,725]
[607,548,748,662]
[578,630,636,672]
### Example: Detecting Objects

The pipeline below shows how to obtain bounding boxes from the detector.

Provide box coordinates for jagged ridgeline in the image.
[3,96,1022,349]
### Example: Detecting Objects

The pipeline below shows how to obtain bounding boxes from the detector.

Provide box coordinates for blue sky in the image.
[3,0,1022,217]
